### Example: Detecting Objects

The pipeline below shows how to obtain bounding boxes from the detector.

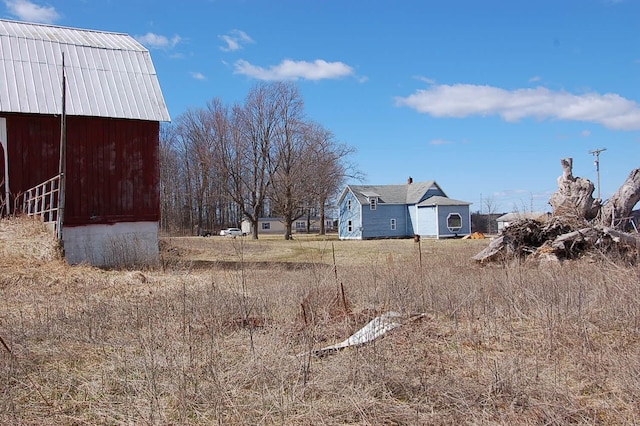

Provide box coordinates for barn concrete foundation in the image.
[63,221,159,267]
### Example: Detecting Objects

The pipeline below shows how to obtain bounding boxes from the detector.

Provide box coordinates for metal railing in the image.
[21,174,61,224]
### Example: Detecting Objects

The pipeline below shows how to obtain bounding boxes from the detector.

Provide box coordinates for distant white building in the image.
[496,212,551,232]
[241,217,335,236]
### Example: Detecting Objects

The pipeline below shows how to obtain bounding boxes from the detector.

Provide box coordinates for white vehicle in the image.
[219,227,246,237]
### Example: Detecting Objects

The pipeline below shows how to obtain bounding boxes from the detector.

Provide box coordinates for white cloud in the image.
[395,84,640,131]
[4,0,59,23]
[415,75,436,84]
[218,29,254,52]
[581,130,591,137]
[528,75,542,83]
[135,32,182,49]
[430,138,453,145]
[493,188,532,199]
[190,72,206,81]
[233,59,354,81]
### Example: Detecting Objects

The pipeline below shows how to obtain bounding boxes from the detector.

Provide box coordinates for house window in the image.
[390,218,396,230]
[347,220,353,232]
[262,222,271,230]
[347,199,352,211]
[370,197,377,210]
[447,213,462,233]
[295,221,306,230]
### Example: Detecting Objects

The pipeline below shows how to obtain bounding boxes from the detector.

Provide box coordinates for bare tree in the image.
[267,83,308,239]
[174,108,219,235]
[159,124,184,234]
[483,196,498,234]
[303,122,358,235]
[157,83,360,238]
[228,82,282,239]
[267,90,361,239]
[204,98,240,229]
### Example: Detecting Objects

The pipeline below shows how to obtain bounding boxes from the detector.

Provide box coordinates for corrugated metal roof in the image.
[0,19,170,122]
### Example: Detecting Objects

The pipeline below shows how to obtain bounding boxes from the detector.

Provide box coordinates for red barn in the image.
[0,19,170,266]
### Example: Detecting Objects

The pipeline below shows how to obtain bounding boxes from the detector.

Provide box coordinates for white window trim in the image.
[447,213,463,233]
[390,218,396,230]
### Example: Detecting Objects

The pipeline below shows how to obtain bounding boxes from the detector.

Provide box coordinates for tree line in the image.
[159,81,359,239]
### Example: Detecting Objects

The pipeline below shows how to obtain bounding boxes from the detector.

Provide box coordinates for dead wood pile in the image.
[474,158,640,264]
[474,216,640,263]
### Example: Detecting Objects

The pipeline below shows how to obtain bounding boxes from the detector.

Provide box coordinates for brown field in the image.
[2,217,640,425]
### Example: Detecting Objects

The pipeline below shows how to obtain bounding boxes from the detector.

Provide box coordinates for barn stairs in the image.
[19,174,62,239]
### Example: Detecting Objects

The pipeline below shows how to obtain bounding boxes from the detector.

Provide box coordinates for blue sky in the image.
[3,0,640,213]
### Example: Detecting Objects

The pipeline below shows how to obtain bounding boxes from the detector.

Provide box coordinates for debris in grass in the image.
[308,312,425,357]
[462,232,485,239]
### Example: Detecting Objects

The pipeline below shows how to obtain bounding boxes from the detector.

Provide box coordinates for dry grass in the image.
[2,219,640,424]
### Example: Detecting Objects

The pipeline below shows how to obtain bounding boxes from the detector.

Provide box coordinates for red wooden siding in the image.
[5,114,60,193]
[5,113,159,225]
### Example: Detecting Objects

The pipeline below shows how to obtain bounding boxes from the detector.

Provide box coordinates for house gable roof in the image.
[0,19,170,122]
[417,195,471,207]
[341,180,453,205]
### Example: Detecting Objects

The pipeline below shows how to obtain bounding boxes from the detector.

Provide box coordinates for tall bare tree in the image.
[227,82,283,239]
[159,124,185,234]
[203,98,240,228]
[267,83,308,239]
[303,122,359,235]
[157,82,360,238]
[174,108,219,235]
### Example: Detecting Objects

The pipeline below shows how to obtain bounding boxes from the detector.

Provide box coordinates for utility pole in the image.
[530,192,533,213]
[57,53,67,242]
[589,148,606,200]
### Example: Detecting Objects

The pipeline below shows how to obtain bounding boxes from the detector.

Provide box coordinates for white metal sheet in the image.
[0,19,170,122]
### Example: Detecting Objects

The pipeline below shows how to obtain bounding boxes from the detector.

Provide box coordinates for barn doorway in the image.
[0,117,9,215]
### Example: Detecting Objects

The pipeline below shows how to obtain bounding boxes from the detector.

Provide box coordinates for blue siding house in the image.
[337,179,471,240]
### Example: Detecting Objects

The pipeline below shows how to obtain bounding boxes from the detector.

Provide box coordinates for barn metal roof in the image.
[0,19,170,122]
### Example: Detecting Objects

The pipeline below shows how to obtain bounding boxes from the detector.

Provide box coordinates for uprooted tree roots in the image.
[475,158,640,264]
[474,216,640,263]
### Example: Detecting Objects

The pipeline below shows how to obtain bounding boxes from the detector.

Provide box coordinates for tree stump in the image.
[474,158,640,263]
[601,168,640,227]
[548,158,601,220]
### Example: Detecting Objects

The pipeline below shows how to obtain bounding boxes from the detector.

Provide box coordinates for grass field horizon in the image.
[2,217,639,424]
